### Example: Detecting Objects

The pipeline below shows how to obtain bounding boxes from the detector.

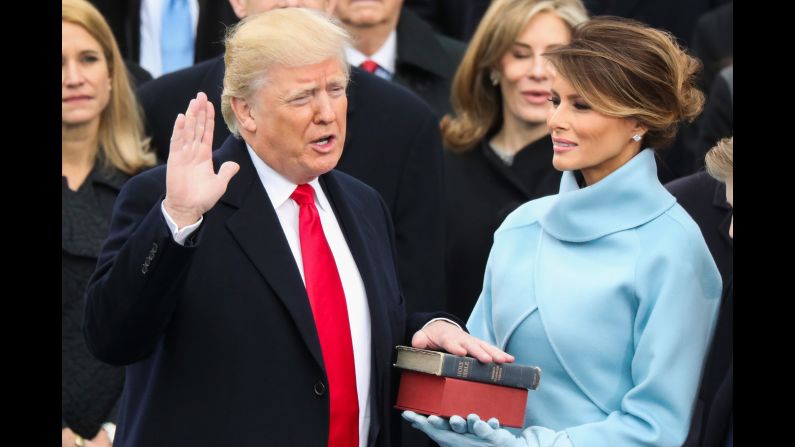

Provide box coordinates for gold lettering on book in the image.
[490,365,504,382]
[456,360,471,378]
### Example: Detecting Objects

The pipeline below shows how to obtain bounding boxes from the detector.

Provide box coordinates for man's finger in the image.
[201,100,215,148]
[479,341,514,363]
[461,340,493,363]
[170,114,186,154]
[411,328,433,349]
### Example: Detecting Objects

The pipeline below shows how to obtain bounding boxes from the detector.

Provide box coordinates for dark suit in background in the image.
[394,7,466,118]
[690,2,733,94]
[88,0,237,67]
[84,137,454,446]
[404,0,490,42]
[124,60,152,87]
[581,0,730,48]
[665,171,733,285]
[691,66,733,171]
[137,58,446,315]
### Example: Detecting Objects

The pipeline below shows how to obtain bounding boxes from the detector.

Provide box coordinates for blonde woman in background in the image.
[62,0,155,445]
[442,0,588,319]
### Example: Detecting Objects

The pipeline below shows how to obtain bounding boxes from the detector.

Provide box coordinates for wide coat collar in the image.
[491,149,681,413]
[540,149,676,242]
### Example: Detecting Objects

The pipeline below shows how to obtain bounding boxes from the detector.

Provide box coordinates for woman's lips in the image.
[522,91,550,105]
[63,95,93,103]
[552,138,577,153]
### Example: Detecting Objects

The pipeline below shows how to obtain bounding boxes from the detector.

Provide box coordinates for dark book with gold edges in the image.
[394,345,541,390]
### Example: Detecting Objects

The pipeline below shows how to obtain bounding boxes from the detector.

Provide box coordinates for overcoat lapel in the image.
[217,139,325,371]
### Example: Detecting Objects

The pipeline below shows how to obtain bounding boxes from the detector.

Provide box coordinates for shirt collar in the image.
[245,143,329,212]
[540,149,677,242]
[345,30,397,75]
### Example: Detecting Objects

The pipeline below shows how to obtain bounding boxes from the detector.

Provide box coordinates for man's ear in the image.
[231,96,257,133]
[228,0,248,20]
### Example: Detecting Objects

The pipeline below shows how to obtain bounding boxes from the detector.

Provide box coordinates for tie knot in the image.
[291,184,315,206]
[360,60,379,74]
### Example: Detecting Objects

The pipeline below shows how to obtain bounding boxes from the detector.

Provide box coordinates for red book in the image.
[394,370,528,428]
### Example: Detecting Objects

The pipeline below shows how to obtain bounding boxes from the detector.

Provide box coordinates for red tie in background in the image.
[359,59,379,74]
[291,184,359,447]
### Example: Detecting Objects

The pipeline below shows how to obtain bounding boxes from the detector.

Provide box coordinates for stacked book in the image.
[393,346,541,428]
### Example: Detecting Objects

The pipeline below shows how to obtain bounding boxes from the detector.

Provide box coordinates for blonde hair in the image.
[221,8,351,137]
[62,0,155,174]
[705,136,732,182]
[544,16,704,149]
[442,0,588,151]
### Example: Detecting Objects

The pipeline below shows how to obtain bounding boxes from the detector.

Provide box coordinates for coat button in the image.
[151,243,158,253]
[313,380,326,396]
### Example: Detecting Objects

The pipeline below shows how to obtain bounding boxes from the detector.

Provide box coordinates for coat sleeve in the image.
[560,228,721,447]
[83,170,197,366]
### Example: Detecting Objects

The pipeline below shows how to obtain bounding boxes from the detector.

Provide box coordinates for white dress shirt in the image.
[139,0,199,77]
[345,30,397,76]
[162,144,372,447]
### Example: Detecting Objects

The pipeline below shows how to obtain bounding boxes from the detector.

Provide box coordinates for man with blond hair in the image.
[137,1,447,320]
[85,8,510,447]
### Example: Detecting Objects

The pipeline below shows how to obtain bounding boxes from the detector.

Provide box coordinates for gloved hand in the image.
[462,414,528,447]
[403,411,523,447]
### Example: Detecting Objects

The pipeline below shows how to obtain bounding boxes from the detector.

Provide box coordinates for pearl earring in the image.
[489,71,500,86]
[632,134,642,142]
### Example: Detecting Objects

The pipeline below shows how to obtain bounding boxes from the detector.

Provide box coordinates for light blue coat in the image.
[467,149,722,447]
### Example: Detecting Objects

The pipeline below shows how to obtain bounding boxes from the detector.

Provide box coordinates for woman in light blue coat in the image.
[405,17,722,447]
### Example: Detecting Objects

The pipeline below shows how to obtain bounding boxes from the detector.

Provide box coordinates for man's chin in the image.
[306,155,343,180]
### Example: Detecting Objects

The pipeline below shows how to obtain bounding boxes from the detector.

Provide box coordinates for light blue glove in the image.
[402,411,524,447]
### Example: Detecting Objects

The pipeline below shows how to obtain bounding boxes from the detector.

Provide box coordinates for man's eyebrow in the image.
[280,86,315,102]
[327,77,348,87]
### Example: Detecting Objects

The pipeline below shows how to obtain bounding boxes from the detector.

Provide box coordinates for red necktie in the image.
[291,184,359,447]
[360,59,379,74]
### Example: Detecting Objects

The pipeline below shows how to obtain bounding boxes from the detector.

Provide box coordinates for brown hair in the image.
[705,136,732,182]
[544,16,704,149]
[62,0,155,173]
[441,0,588,151]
